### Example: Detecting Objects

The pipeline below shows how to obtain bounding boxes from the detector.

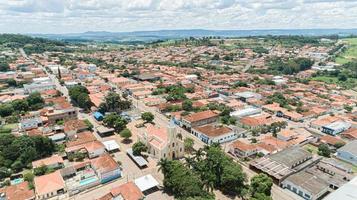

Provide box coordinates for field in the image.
[336,38,357,64]
[310,76,357,89]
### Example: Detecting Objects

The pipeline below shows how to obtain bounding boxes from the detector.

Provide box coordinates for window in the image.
[172,143,175,147]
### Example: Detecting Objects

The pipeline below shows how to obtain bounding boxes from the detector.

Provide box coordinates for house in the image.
[322,120,351,135]
[20,117,43,130]
[336,140,357,166]
[181,110,219,129]
[91,154,121,183]
[64,119,89,138]
[34,171,66,200]
[319,135,345,147]
[138,120,184,160]
[191,124,245,144]
[341,128,357,140]
[234,91,262,102]
[32,155,64,169]
[0,181,35,200]
[310,116,341,131]
[229,140,259,158]
[66,140,106,159]
[97,182,143,200]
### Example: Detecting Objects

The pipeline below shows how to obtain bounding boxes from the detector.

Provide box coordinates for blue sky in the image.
[0,0,357,34]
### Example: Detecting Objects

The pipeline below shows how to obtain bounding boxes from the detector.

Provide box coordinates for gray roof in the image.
[338,140,357,156]
[126,148,148,167]
[284,170,329,196]
[324,177,357,200]
[269,146,312,168]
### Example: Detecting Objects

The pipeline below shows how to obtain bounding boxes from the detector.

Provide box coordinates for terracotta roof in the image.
[66,131,96,147]
[34,171,65,196]
[107,182,143,200]
[32,155,64,168]
[231,140,257,151]
[91,154,119,174]
[194,125,232,137]
[320,135,345,146]
[64,119,88,133]
[0,181,35,200]
[182,110,219,123]
[341,128,357,139]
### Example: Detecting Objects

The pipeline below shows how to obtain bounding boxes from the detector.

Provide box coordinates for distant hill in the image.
[31,29,357,43]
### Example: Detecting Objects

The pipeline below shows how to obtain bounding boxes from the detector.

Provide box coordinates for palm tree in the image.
[157,158,170,176]
[184,156,194,169]
[193,148,205,162]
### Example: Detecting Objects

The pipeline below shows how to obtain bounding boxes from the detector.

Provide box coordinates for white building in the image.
[191,125,245,144]
[23,82,56,94]
[230,107,262,119]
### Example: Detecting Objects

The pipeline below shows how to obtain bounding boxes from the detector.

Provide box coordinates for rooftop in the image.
[182,110,219,123]
[194,125,232,137]
[34,171,65,196]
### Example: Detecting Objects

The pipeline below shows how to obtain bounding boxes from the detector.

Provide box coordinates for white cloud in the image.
[0,0,356,33]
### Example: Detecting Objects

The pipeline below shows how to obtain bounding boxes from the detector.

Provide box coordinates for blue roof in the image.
[94,112,104,119]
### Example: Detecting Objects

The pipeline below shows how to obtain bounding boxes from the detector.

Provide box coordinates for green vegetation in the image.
[141,112,154,123]
[184,137,194,153]
[68,85,92,110]
[152,84,194,101]
[98,92,131,113]
[132,141,148,156]
[119,128,132,142]
[311,61,357,89]
[0,34,71,54]
[159,144,273,199]
[265,57,314,75]
[33,165,55,176]
[0,92,44,118]
[335,38,357,64]
[318,144,331,157]
[103,113,128,132]
[0,134,56,178]
[250,174,273,200]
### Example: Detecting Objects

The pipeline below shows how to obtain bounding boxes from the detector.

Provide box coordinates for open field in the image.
[336,38,357,64]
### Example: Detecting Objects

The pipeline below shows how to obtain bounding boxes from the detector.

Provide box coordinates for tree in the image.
[184,138,194,153]
[182,100,193,111]
[250,174,273,197]
[33,165,49,176]
[99,92,131,113]
[103,113,128,132]
[119,128,132,142]
[0,61,10,72]
[132,141,148,156]
[344,104,353,113]
[11,99,29,112]
[68,85,91,110]
[0,103,14,117]
[334,142,345,149]
[6,79,17,87]
[26,92,44,110]
[141,112,154,123]
[318,144,331,157]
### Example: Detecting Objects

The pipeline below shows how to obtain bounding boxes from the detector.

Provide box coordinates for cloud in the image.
[0,0,356,33]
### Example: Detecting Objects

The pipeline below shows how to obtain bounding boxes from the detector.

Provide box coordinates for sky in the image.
[0,0,357,34]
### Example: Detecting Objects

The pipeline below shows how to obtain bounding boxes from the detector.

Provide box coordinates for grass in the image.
[310,76,357,89]
[336,38,357,64]
[2,123,18,130]
[303,144,319,155]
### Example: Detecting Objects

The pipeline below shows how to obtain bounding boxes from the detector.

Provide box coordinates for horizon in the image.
[1,1,357,34]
